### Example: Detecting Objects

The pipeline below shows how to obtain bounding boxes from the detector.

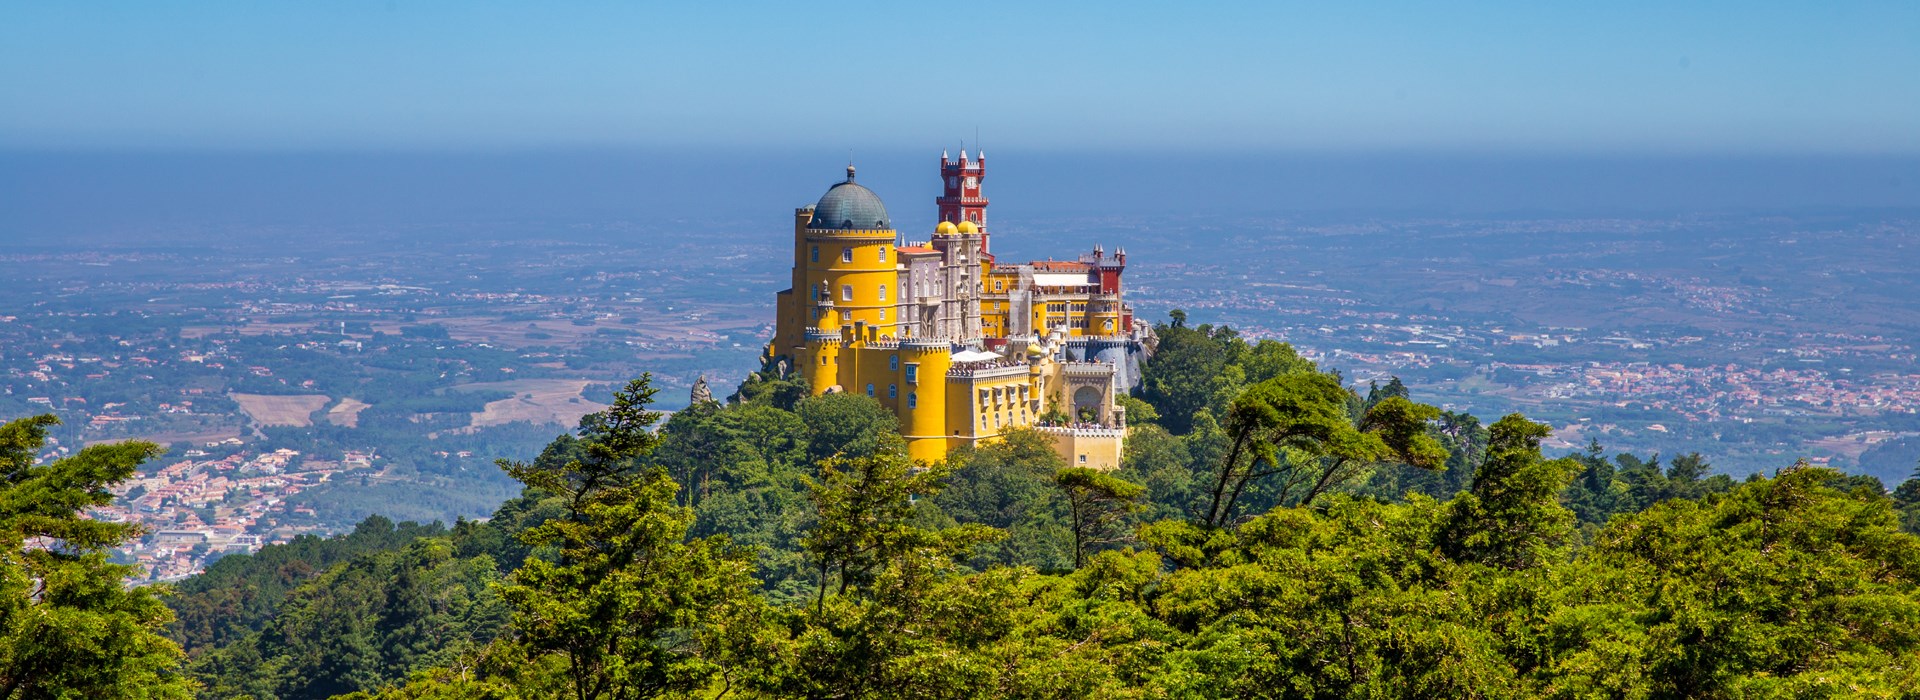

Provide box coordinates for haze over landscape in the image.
[6,3,1920,698]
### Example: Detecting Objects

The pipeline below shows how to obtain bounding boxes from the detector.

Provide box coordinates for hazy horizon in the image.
[8,3,1916,241]
[5,149,1916,244]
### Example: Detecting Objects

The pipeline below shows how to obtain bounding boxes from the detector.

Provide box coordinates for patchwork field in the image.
[457,379,606,429]
[231,393,331,427]
[325,398,372,427]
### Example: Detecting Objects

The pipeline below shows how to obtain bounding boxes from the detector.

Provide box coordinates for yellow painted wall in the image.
[804,233,901,338]
[901,342,951,463]
[802,338,841,396]
[1041,428,1125,470]
[942,369,1038,451]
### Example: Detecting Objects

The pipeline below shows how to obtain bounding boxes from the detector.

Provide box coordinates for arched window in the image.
[889,355,898,371]
[810,246,819,263]
[888,384,897,399]
[866,383,875,397]
[908,392,918,408]
[878,285,886,301]
[879,245,888,262]
[841,247,853,263]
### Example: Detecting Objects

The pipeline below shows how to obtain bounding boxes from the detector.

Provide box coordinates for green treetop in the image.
[0,415,192,699]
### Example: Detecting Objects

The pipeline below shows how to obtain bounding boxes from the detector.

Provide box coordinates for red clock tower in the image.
[936,149,989,250]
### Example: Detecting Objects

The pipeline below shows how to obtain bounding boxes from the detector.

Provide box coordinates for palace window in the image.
[879,309,886,320]
[908,392,918,408]
[866,383,875,397]
[841,247,853,263]
[888,384,897,399]
[877,285,886,301]
[811,246,819,263]
[995,280,1003,291]
[889,355,899,371]
[879,245,888,262]
[905,364,918,384]
[842,285,853,301]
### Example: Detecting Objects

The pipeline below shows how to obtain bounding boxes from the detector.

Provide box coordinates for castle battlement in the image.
[948,363,1029,380]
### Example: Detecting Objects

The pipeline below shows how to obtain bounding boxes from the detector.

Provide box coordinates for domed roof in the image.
[809,165,891,231]
[956,220,978,234]
[935,220,958,234]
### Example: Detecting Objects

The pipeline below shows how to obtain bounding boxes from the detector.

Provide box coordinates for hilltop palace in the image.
[769,150,1152,468]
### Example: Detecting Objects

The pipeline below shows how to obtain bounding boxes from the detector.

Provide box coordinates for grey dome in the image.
[809,166,891,231]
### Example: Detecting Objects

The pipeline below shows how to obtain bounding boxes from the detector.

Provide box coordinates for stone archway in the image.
[1072,386,1103,422]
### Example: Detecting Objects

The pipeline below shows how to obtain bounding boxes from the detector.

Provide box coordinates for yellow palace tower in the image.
[771,153,1152,467]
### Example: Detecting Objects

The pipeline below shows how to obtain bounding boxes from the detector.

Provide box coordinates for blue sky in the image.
[4,1,1917,154]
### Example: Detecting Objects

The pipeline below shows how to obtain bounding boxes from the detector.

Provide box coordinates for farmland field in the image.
[325,398,372,427]
[456,379,605,429]
[231,393,331,427]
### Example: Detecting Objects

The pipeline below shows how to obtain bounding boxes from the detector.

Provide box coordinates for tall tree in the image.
[803,452,997,608]
[493,376,758,700]
[0,415,192,699]
[1055,468,1145,568]
[1204,375,1446,528]
[1438,413,1582,570]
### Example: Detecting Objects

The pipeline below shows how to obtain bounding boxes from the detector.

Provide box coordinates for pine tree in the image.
[0,415,192,698]
[493,376,758,700]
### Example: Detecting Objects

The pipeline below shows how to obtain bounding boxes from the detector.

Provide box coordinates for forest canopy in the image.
[10,312,1920,698]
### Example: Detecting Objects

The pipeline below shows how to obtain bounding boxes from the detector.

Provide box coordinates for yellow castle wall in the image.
[1042,428,1124,470]
[803,233,900,338]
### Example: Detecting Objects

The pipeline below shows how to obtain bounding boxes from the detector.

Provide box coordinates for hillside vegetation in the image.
[7,314,1920,698]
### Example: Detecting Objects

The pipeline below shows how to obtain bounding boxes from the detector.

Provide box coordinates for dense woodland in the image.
[6,313,1920,698]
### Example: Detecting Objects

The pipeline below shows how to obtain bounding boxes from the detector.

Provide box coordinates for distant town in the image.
[6,209,1920,581]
